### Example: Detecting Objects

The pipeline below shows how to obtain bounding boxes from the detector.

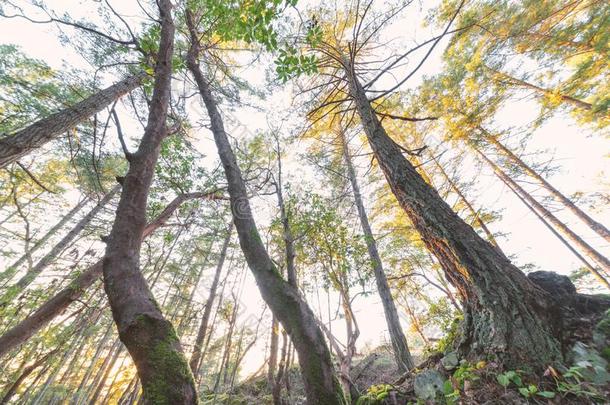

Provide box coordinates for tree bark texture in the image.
[345,63,562,369]
[186,15,346,403]
[0,74,143,168]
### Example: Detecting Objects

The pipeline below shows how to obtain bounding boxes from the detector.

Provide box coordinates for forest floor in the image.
[219,293,610,404]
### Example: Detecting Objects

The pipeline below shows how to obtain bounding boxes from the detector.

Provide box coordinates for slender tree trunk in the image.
[340,128,414,373]
[0,190,219,358]
[85,340,122,404]
[0,348,58,404]
[267,316,280,390]
[0,75,144,168]
[429,152,503,251]
[190,223,232,375]
[72,322,114,404]
[274,145,298,287]
[214,294,239,392]
[273,330,289,405]
[5,185,119,296]
[0,196,89,285]
[345,61,562,368]
[476,148,610,287]
[186,15,346,403]
[400,291,429,345]
[485,133,610,243]
[501,172,604,281]
[97,347,127,404]
[490,69,594,111]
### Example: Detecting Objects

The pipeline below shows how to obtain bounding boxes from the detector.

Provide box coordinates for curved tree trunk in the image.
[339,128,414,372]
[485,133,610,243]
[100,2,198,403]
[189,223,232,375]
[0,191,220,358]
[186,14,346,403]
[345,63,562,369]
[0,75,143,168]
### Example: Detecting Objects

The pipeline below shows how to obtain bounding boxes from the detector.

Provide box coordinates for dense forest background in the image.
[0,0,608,404]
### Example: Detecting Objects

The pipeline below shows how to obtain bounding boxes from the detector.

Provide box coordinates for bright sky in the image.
[1,0,609,380]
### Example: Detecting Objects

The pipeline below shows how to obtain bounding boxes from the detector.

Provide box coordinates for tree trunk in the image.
[273,329,289,405]
[86,340,123,404]
[186,15,346,403]
[189,223,233,375]
[5,185,119,296]
[267,316,280,390]
[339,129,414,372]
[101,3,197,403]
[0,75,143,168]
[501,170,604,282]
[490,69,594,111]
[476,148,610,287]
[345,63,562,369]
[0,348,58,404]
[0,190,219,358]
[429,152,502,251]
[485,133,610,243]
[275,145,298,287]
[0,196,89,285]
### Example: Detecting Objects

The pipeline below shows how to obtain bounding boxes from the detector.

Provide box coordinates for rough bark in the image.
[0,74,143,168]
[100,2,197,403]
[345,62,562,369]
[0,196,89,285]
[340,129,414,372]
[0,191,219,358]
[187,15,346,403]
[477,148,610,287]
[189,223,233,375]
[486,134,610,243]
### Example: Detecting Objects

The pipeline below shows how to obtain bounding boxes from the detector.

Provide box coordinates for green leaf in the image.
[537,391,556,398]
[496,374,510,387]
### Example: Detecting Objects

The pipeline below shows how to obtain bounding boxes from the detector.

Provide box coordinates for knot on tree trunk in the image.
[527,271,610,348]
[528,271,576,296]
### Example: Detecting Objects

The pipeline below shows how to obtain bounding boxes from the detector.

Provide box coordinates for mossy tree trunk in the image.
[101,6,197,400]
[345,61,562,369]
[101,1,196,396]
[186,13,346,404]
